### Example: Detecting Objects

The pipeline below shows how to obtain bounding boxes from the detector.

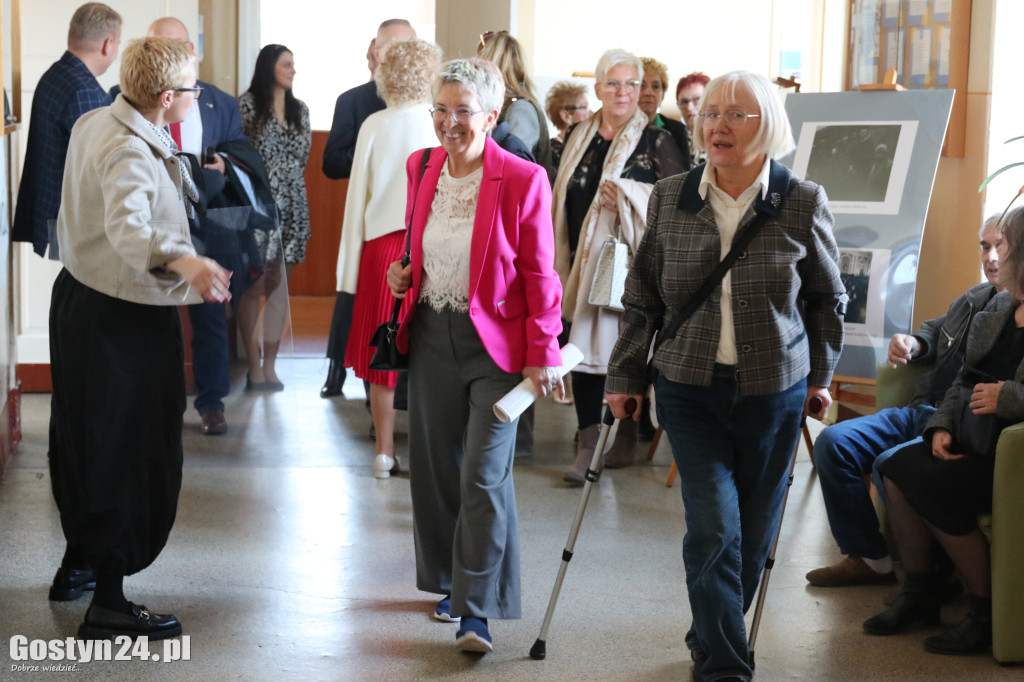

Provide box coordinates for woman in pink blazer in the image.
[387,58,563,654]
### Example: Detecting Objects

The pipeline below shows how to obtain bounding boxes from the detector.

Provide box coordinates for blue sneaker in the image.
[455,616,492,653]
[433,596,460,623]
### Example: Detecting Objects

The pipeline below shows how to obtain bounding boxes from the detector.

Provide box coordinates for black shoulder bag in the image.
[368,147,433,372]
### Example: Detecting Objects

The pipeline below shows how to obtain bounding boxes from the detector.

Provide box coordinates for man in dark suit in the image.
[320,18,416,398]
[144,17,256,435]
[13,3,121,257]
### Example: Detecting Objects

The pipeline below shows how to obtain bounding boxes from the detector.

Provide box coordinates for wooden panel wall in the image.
[290,131,347,296]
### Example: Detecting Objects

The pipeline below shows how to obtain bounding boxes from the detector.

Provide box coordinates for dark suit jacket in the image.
[14,51,111,255]
[322,80,385,179]
[491,122,536,163]
[656,114,692,171]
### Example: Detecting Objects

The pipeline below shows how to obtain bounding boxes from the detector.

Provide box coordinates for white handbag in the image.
[587,237,631,311]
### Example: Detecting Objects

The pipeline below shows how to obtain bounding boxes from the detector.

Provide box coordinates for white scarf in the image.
[552,107,649,319]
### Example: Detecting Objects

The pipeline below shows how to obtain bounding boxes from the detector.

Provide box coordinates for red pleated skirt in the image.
[345,230,413,388]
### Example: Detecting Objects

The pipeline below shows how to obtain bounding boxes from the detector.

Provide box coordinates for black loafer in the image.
[78,603,182,641]
[49,567,96,602]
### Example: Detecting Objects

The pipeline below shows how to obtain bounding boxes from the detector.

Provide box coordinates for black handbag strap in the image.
[387,147,434,324]
[653,208,773,353]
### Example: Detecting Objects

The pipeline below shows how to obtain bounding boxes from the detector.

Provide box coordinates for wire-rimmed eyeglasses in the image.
[698,109,760,128]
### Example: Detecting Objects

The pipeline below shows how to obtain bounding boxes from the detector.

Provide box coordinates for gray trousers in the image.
[408,305,522,619]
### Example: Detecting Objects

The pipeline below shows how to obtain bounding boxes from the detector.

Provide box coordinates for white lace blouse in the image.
[419,164,483,313]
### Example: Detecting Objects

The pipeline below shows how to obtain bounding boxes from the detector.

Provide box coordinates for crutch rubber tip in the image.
[529,638,546,660]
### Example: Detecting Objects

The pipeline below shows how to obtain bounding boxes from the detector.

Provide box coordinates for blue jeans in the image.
[188,302,230,415]
[813,404,935,559]
[655,366,805,682]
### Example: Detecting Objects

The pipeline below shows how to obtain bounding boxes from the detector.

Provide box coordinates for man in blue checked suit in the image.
[13,3,121,257]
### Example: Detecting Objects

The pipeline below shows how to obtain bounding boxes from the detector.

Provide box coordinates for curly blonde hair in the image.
[375,39,442,108]
[545,81,587,129]
[640,57,669,91]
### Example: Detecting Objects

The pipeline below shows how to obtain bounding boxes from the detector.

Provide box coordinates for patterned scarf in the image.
[149,122,199,222]
[551,107,648,312]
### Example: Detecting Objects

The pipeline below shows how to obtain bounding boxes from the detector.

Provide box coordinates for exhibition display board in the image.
[782,89,954,380]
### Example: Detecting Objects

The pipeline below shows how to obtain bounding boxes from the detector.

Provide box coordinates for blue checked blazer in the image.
[606,159,847,397]
[13,51,111,255]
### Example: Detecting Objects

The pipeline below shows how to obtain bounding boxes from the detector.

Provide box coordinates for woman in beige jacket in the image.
[48,36,229,643]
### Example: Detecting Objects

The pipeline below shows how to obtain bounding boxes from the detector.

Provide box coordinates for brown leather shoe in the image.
[806,555,897,587]
[200,410,227,435]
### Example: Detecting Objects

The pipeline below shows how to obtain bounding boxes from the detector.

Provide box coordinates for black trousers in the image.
[49,269,185,576]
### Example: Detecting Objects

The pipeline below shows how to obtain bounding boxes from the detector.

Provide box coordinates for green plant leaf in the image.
[978,162,1024,193]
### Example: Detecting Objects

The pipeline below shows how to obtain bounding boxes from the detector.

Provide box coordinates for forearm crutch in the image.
[747,395,821,661]
[530,398,636,661]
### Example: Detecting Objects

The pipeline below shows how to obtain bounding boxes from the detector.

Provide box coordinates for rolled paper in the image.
[493,343,584,422]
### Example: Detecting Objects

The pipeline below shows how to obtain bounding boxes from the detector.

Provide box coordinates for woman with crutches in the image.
[605,71,846,681]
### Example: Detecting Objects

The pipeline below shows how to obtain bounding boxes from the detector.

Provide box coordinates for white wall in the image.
[16,1,198,364]
[256,0,436,131]
[985,0,1024,218]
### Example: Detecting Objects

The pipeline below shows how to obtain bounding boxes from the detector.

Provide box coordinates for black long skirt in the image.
[48,269,186,576]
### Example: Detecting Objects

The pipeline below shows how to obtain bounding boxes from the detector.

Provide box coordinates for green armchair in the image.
[875,364,1024,664]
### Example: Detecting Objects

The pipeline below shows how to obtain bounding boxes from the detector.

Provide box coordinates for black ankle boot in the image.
[320,360,345,398]
[924,596,992,655]
[863,572,942,635]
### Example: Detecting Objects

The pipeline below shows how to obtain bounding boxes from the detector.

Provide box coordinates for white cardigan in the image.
[335,104,438,293]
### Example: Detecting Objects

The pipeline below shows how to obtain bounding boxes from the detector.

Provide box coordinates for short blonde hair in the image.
[375,39,442,108]
[120,36,196,111]
[640,57,669,92]
[545,81,588,129]
[691,70,794,158]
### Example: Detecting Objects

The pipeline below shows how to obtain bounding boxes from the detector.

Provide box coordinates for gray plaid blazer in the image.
[606,159,847,397]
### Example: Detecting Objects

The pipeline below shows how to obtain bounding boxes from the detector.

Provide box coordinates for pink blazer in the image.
[396,138,563,374]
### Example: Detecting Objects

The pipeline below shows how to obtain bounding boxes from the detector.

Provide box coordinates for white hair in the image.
[691,71,795,158]
[433,58,505,114]
[594,48,644,84]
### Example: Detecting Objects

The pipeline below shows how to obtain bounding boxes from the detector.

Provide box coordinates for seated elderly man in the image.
[807,216,1002,586]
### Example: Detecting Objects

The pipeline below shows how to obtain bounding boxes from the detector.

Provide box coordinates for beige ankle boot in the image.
[603,419,638,469]
[563,424,601,487]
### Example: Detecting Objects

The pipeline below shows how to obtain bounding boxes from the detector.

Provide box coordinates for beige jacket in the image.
[56,94,201,305]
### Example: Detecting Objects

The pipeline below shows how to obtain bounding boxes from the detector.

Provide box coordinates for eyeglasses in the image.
[601,80,641,92]
[562,105,589,112]
[170,86,203,95]
[478,29,508,48]
[677,97,701,107]
[698,110,761,128]
[430,106,485,126]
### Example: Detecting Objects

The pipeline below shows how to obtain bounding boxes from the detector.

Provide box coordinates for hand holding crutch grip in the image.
[529,398,637,661]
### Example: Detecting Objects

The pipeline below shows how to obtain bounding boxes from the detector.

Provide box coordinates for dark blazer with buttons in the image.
[322,80,385,180]
[14,51,112,255]
[607,159,847,397]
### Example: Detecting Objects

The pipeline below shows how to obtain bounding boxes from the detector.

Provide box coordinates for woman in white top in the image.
[338,38,442,478]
